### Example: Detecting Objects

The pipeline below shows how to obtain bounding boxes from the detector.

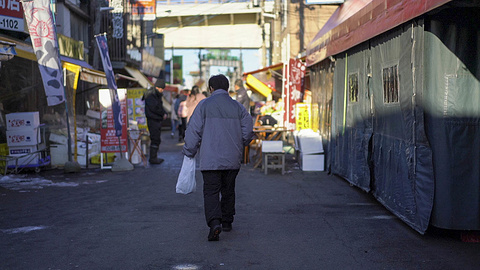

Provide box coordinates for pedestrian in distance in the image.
[175,88,189,142]
[143,78,167,164]
[183,74,254,241]
[186,85,206,124]
[177,91,189,142]
[234,78,251,112]
[170,94,180,138]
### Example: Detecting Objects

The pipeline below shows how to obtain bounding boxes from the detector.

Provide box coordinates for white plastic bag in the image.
[176,156,196,194]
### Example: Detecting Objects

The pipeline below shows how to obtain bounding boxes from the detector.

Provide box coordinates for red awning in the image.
[306,0,453,66]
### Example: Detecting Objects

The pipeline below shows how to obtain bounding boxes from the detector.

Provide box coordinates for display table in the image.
[251,126,287,169]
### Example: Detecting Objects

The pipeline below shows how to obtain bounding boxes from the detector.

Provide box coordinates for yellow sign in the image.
[311,103,319,132]
[295,103,311,130]
[127,88,148,130]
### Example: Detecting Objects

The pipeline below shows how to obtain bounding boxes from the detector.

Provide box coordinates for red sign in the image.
[0,0,23,18]
[100,89,128,153]
[1,0,24,32]
[284,58,306,130]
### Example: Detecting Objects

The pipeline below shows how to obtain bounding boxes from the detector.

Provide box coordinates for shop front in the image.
[305,0,480,233]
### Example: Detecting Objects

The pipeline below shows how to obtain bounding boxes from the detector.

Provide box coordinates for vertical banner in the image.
[95,34,123,137]
[284,58,306,130]
[22,0,65,106]
[99,89,128,153]
[110,0,124,39]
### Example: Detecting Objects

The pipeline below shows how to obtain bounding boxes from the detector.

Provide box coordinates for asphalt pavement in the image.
[1,131,479,270]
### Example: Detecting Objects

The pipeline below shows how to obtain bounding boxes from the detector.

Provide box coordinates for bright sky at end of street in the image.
[164,49,263,89]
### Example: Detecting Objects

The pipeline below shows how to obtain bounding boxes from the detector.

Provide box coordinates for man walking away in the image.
[143,79,167,164]
[183,74,254,241]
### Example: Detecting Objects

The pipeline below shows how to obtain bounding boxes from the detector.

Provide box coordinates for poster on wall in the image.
[295,103,311,130]
[127,88,148,131]
[99,88,128,153]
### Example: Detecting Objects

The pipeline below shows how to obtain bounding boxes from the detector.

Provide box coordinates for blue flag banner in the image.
[95,34,123,137]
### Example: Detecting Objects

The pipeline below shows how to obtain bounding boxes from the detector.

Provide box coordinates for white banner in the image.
[22,0,65,106]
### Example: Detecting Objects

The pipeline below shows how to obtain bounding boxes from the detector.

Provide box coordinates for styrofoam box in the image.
[86,109,101,119]
[50,143,99,167]
[76,141,99,156]
[50,144,68,166]
[49,133,68,144]
[298,136,323,155]
[8,145,38,156]
[86,132,101,143]
[6,112,40,130]
[6,128,41,147]
[300,153,325,171]
[262,141,283,152]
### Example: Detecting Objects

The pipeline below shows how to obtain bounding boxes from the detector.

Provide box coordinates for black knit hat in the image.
[155,79,165,88]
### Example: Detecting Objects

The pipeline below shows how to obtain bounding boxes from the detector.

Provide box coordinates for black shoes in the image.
[149,158,164,165]
[222,223,232,232]
[208,224,222,241]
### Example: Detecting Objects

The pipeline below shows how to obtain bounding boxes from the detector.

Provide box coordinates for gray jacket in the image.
[182,89,254,170]
[236,86,250,111]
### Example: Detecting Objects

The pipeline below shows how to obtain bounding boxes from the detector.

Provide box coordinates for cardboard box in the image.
[8,145,38,156]
[6,153,41,167]
[6,112,40,130]
[300,153,325,171]
[6,128,41,147]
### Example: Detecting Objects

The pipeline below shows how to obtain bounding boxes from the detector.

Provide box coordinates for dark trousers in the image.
[178,117,187,139]
[147,119,162,147]
[201,169,239,227]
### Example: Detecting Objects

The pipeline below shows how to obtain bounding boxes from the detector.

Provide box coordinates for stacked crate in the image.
[5,112,42,167]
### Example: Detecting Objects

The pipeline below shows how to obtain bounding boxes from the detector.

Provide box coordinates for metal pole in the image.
[64,68,73,162]
[86,134,89,169]
[260,0,266,68]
